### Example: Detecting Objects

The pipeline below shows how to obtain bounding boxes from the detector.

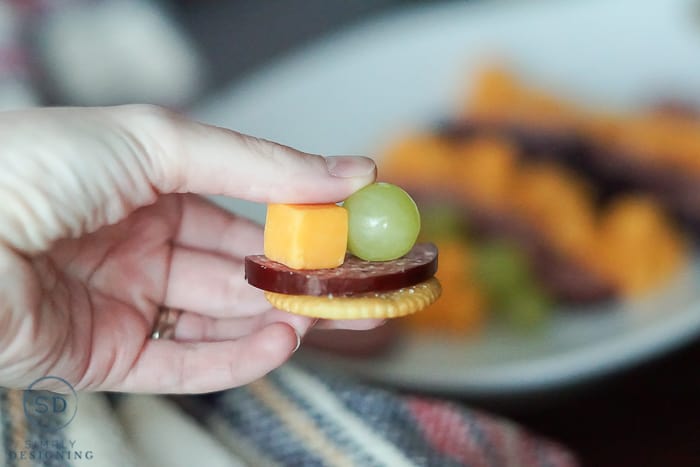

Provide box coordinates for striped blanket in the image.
[1,363,577,467]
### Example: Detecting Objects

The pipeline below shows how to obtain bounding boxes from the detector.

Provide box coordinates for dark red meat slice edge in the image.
[245,243,438,296]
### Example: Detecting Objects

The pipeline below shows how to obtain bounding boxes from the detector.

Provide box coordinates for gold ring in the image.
[151,307,183,340]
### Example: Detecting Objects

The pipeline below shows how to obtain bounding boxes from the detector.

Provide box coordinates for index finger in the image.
[114,105,377,203]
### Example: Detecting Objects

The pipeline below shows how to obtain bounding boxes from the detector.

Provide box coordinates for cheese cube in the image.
[264,204,348,270]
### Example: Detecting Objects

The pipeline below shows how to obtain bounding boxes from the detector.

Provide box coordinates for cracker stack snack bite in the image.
[244,183,441,319]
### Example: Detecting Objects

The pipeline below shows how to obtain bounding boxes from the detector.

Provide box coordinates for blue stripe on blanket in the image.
[293,366,465,467]
[1,389,71,467]
[23,427,71,467]
[216,385,328,467]
[265,371,382,467]
[1,390,17,467]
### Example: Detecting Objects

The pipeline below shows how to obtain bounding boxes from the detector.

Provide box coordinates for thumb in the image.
[123,105,377,203]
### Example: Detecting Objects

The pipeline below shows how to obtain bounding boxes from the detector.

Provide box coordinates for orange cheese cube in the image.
[264,203,348,270]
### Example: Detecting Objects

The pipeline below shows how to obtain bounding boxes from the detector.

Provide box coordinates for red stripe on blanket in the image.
[406,397,579,467]
[475,411,578,467]
[406,397,490,467]
[0,47,29,75]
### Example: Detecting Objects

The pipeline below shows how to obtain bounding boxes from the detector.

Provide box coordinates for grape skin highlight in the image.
[344,182,421,261]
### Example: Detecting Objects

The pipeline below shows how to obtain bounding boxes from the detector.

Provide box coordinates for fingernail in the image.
[293,331,301,353]
[326,156,376,178]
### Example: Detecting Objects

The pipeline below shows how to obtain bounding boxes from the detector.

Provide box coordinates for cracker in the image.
[264,278,442,319]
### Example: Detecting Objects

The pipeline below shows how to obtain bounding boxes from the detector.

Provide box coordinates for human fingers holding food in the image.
[0,105,380,394]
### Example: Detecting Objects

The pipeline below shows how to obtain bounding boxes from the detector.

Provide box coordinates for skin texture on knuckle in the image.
[0,172,82,254]
[0,107,160,254]
[109,104,186,194]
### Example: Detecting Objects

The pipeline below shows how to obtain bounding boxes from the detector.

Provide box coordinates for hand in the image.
[0,105,379,393]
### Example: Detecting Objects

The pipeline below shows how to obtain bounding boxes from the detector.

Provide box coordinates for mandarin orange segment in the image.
[402,240,486,334]
[510,163,598,260]
[467,66,579,127]
[454,137,517,207]
[600,115,700,175]
[380,134,455,185]
[594,196,688,296]
[470,67,700,175]
[468,66,521,119]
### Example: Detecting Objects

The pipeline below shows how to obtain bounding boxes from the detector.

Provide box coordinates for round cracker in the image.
[264,278,442,319]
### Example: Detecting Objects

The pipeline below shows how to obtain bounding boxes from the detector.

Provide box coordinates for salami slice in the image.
[245,243,438,296]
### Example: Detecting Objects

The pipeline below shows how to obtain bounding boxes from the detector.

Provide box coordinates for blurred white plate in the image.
[194,0,700,394]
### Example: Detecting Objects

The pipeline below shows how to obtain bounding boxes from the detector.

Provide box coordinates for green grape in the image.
[344,182,421,261]
[499,282,552,331]
[473,240,530,298]
[419,204,468,241]
[473,239,552,330]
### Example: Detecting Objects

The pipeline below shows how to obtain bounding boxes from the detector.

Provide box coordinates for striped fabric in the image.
[1,363,578,467]
[197,364,578,467]
[1,389,72,467]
